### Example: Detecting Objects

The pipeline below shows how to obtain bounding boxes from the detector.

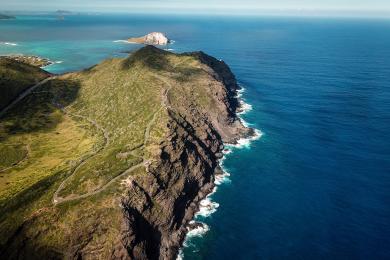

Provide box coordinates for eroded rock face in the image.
[144,32,169,45]
[115,49,251,260]
[128,32,170,45]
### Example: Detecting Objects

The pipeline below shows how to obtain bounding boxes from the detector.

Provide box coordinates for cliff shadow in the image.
[122,204,162,260]
[0,78,81,142]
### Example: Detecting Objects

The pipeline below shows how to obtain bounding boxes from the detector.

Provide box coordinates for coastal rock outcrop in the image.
[2,55,54,68]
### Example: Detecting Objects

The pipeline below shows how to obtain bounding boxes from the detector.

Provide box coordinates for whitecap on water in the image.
[176,250,184,260]
[186,221,210,238]
[238,100,253,115]
[195,191,219,218]
[179,82,263,259]
[113,40,136,44]
[0,42,18,46]
[226,128,263,149]
[237,85,245,98]
[214,171,231,185]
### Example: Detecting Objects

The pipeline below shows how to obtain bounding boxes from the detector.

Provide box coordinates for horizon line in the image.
[2,9,390,19]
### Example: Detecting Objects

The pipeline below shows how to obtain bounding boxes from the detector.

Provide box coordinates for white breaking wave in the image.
[214,171,231,185]
[41,60,63,68]
[237,87,245,98]
[195,187,219,218]
[237,100,253,115]
[113,40,136,44]
[177,250,184,260]
[237,85,253,116]
[177,83,263,260]
[227,128,263,149]
[0,42,18,46]
[185,221,210,239]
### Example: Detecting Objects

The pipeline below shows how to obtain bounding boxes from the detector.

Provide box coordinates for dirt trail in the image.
[52,109,110,205]
[0,73,174,205]
[52,76,172,205]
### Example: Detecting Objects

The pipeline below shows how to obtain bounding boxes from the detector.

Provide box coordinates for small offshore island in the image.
[0,14,16,20]
[128,32,171,45]
[0,46,253,259]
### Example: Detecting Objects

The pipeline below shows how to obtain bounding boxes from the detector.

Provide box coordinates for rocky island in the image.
[0,46,252,259]
[128,32,171,45]
[0,14,15,20]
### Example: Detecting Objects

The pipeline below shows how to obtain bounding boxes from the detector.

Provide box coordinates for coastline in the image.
[177,84,262,259]
[0,54,62,68]
[0,46,259,259]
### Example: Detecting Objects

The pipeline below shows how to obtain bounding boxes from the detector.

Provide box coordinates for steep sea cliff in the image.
[0,46,253,259]
[116,50,254,259]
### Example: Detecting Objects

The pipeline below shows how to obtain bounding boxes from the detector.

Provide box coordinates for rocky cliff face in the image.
[128,32,170,45]
[144,32,170,45]
[0,46,250,260]
[113,48,251,259]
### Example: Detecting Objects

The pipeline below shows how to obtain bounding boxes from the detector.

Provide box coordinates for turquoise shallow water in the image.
[1,14,390,259]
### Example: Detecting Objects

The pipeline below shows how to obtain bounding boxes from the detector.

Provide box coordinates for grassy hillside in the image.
[0,46,236,258]
[0,58,50,110]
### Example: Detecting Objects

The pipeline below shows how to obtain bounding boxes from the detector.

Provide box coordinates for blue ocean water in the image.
[1,14,390,259]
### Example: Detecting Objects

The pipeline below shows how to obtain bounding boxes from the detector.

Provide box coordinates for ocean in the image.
[1,14,390,259]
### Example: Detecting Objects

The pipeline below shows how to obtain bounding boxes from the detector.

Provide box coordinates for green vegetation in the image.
[0,58,50,110]
[0,46,226,257]
[0,144,27,170]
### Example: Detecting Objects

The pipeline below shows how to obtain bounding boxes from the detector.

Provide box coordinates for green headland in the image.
[0,46,249,259]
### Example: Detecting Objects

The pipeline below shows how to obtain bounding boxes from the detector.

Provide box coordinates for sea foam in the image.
[0,42,18,46]
[195,187,219,218]
[186,221,210,239]
[113,40,136,44]
[177,84,262,259]
[227,128,263,149]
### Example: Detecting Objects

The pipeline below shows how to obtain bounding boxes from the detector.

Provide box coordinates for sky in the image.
[2,0,390,17]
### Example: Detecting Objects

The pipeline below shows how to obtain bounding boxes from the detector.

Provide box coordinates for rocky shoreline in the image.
[1,54,54,68]
[177,99,258,259]
[169,54,256,259]
[0,46,254,260]
[115,49,254,260]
